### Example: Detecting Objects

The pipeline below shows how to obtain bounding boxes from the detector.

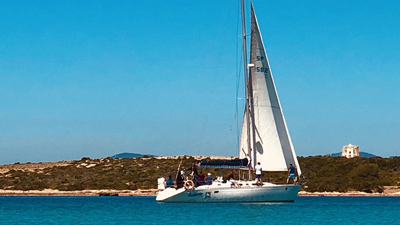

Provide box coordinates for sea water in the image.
[0,196,399,224]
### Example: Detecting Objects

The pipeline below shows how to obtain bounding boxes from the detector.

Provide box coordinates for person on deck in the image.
[205,173,213,185]
[227,170,239,187]
[176,171,184,188]
[198,171,205,186]
[227,171,234,180]
[255,162,262,185]
[190,163,199,187]
[287,163,297,184]
[166,175,174,187]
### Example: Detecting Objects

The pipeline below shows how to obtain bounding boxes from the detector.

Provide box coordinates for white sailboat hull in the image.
[156,181,300,203]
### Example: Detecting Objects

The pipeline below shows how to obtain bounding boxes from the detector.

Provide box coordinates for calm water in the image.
[0,196,399,224]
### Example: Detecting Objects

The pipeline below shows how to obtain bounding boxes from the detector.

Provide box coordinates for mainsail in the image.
[239,5,301,176]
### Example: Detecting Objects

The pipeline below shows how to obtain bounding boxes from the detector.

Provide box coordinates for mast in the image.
[241,0,254,179]
[248,4,257,171]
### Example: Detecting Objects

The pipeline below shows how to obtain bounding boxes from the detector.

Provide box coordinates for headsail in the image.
[239,5,301,176]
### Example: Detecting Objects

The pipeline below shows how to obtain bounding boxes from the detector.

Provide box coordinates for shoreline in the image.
[298,191,400,197]
[0,189,158,196]
[0,189,399,197]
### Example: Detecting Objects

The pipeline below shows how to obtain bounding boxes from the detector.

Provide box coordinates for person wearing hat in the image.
[205,173,213,185]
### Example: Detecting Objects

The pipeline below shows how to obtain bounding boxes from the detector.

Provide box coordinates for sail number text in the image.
[256,56,269,74]
[256,67,269,73]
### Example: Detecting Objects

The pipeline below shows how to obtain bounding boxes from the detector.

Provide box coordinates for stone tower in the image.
[341,143,360,158]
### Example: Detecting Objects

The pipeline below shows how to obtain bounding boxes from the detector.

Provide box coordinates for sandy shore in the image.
[298,191,400,197]
[1,189,399,197]
[0,189,158,196]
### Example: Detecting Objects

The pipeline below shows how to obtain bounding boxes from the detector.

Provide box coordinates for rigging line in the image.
[235,0,243,149]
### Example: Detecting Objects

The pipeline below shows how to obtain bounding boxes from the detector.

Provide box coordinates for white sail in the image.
[239,5,301,176]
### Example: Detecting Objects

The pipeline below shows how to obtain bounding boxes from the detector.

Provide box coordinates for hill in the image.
[110,152,156,159]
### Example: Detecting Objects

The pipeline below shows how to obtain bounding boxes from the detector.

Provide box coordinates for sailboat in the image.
[156,1,302,203]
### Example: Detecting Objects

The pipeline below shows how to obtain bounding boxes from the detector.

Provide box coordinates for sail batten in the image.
[239,5,301,176]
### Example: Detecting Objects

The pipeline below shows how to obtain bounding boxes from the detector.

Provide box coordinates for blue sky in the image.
[1,0,399,164]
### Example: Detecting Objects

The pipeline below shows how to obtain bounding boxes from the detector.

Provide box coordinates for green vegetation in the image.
[0,156,204,191]
[0,156,399,192]
[298,156,400,193]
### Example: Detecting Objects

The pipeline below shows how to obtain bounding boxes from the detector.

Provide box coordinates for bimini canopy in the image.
[199,158,248,169]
